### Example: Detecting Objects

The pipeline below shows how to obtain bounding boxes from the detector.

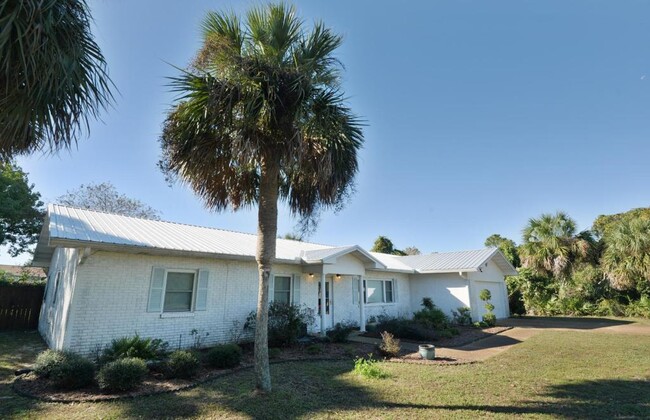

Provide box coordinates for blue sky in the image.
[4,0,650,264]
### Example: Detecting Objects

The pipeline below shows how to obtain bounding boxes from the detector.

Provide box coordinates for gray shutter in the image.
[292,274,300,305]
[352,277,359,304]
[195,270,209,311]
[147,267,165,312]
[393,279,397,302]
[269,275,275,303]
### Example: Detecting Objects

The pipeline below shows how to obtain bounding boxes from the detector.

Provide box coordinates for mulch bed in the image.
[363,326,511,348]
[12,341,378,403]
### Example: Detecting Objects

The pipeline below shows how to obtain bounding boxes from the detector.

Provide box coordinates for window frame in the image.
[272,274,293,305]
[161,269,198,313]
[363,279,396,305]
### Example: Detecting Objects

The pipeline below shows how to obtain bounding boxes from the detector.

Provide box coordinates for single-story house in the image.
[33,204,517,355]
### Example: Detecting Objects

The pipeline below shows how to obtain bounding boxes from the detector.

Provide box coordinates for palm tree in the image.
[601,218,650,291]
[0,0,113,158]
[159,4,363,392]
[519,212,593,280]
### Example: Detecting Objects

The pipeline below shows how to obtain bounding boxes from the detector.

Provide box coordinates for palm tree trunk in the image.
[254,157,280,393]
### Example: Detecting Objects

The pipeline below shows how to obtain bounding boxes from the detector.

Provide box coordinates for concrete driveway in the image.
[498,316,650,335]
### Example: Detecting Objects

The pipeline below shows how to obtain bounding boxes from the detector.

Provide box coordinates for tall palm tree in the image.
[520,212,593,280]
[601,218,650,291]
[159,4,363,392]
[0,0,113,158]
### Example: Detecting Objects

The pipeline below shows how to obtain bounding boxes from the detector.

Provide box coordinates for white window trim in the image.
[272,273,294,304]
[363,279,397,305]
[161,269,198,313]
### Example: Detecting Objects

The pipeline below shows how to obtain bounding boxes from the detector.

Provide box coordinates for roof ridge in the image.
[48,203,334,248]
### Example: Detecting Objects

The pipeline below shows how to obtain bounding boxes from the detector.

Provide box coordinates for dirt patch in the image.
[12,341,378,403]
[386,353,475,365]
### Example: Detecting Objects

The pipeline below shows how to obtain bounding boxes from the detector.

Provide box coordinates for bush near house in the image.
[451,307,473,326]
[166,350,200,379]
[413,298,450,329]
[33,350,94,389]
[377,331,400,357]
[245,302,315,347]
[206,344,243,369]
[326,321,358,343]
[99,334,168,365]
[97,357,148,392]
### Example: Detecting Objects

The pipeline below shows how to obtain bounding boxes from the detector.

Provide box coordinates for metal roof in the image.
[398,248,518,275]
[33,205,516,276]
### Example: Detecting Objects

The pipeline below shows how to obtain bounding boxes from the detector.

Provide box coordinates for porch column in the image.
[320,266,326,335]
[359,276,366,332]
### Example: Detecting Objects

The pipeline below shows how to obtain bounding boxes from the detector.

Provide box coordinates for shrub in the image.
[479,289,497,327]
[482,313,497,327]
[353,356,387,379]
[451,307,472,326]
[166,350,199,379]
[306,344,323,355]
[34,350,94,389]
[413,298,450,329]
[377,317,430,341]
[378,331,400,357]
[326,321,357,343]
[207,344,242,368]
[100,334,168,365]
[245,302,315,347]
[269,348,282,359]
[97,357,148,392]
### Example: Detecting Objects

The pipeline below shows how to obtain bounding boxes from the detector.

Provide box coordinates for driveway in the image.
[498,316,650,335]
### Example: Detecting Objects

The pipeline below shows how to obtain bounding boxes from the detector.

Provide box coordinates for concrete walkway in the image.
[349,328,541,362]
[349,317,650,363]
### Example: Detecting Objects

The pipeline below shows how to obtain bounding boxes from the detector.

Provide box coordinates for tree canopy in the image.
[0,0,113,158]
[56,182,161,220]
[370,236,406,255]
[485,234,520,267]
[159,3,362,392]
[0,162,44,256]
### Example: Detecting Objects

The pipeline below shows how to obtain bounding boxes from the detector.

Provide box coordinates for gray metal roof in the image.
[398,248,518,275]
[33,205,517,276]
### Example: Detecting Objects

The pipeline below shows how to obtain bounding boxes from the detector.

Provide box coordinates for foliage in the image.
[601,218,650,291]
[451,307,473,326]
[165,350,200,379]
[479,289,496,327]
[0,162,44,256]
[268,348,282,359]
[376,316,429,341]
[0,0,113,158]
[353,355,388,379]
[402,246,421,256]
[57,182,161,219]
[99,335,168,365]
[370,236,406,255]
[245,302,315,347]
[485,234,520,267]
[33,350,94,389]
[326,321,357,343]
[413,298,450,329]
[519,212,595,280]
[305,344,323,355]
[97,357,148,392]
[207,344,243,369]
[593,207,650,238]
[377,331,400,357]
[159,2,363,391]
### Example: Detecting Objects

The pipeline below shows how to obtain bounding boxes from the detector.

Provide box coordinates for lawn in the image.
[1,329,649,419]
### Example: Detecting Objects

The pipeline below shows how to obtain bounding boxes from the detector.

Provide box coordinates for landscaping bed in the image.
[13,341,377,403]
[363,325,511,348]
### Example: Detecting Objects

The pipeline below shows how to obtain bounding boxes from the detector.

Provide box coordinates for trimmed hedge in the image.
[166,350,200,379]
[97,357,148,392]
[207,344,242,369]
[33,350,94,389]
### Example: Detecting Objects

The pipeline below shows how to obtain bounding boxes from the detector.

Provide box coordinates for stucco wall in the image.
[38,247,80,350]
[468,260,509,319]
[409,273,471,318]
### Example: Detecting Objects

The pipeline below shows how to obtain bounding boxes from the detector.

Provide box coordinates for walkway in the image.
[349,316,650,362]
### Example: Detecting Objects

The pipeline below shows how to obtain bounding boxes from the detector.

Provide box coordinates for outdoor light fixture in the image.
[336,274,341,279]
[309,273,314,277]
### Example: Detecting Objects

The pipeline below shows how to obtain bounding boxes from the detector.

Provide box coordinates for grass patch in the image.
[1,327,650,418]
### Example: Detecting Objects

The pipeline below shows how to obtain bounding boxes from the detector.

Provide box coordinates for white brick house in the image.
[33,205,517,355]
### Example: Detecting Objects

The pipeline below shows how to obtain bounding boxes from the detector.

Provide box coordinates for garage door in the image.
[473,281,508,319]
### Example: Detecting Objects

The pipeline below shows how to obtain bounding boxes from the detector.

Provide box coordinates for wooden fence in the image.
[0,284,44,330]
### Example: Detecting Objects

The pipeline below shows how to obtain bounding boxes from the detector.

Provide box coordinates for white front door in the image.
[318,280,333,330]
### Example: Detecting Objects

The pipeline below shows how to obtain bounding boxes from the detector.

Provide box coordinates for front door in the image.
[318,281,333,330]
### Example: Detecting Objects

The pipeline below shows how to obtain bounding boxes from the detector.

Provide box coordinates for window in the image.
[51,271,62,304]
[363,279,395,304]
[163,271,196,312]
[273,276,292,304]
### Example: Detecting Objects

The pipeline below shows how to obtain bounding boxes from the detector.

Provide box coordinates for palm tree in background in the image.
[601,218,650,291]
[519,211,594,280]
[0,0,113,159]
[159,3,363,392]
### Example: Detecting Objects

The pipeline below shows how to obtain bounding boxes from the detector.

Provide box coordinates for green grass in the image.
[1,329,650,419]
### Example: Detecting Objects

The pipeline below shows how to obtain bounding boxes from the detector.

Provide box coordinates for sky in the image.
[3,0,650,264]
